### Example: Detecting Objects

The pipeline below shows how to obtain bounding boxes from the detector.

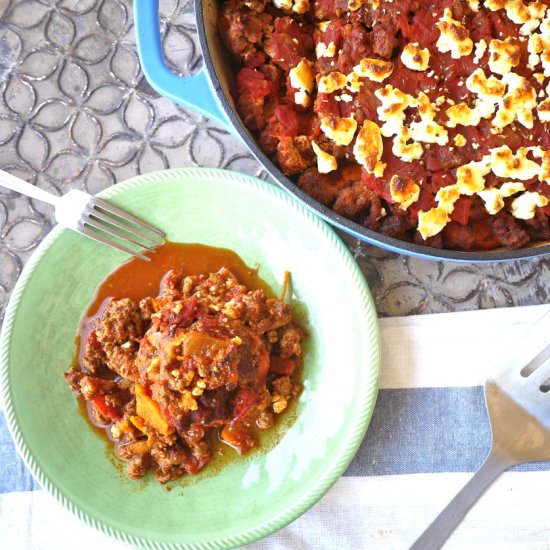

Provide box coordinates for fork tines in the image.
[82,198,165,261]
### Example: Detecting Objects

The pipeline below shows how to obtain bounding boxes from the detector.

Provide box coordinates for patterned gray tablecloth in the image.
[1,0,549,326]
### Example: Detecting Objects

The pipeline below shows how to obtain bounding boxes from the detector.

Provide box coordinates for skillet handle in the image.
[133,0,234,134]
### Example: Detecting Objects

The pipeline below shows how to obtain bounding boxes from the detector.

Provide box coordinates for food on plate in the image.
[219,0,550,251]
[64,243,305,483]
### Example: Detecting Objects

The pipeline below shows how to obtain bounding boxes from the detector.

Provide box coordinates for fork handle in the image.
[410,448,515,550]
[0,169,59,206]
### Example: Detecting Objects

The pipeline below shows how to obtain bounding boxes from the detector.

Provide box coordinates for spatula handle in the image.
[410,449,515,550]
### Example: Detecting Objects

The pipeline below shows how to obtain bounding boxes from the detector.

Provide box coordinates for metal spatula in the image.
[411,309,550,550]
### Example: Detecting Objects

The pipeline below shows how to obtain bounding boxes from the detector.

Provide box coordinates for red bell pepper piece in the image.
[232,387,259,425]
[183,454,210,475]
[269,356,297,376]
[91,395,121,420]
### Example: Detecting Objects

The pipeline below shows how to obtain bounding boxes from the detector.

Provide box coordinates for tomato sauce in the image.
[85,242,274,315]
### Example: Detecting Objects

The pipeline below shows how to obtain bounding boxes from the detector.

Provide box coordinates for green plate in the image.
[0,168,380,549]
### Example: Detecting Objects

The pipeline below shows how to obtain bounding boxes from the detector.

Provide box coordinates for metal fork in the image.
[0,169,164,261]
[411,309,550,550]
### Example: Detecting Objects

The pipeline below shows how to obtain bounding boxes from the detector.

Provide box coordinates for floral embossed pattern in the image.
[0,0,549,325]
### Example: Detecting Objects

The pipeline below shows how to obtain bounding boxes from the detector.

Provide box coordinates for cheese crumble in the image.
[454,134,467,147]
[488,38,521,75]
[390,175,421,210]
[511,191,549,219]
[320,116,358,146]
[289,59,315,107]
[492,73,537,131]
[501,0,547,36]
[353,120,386,177]
[446,102,484,128]
[311,141,337,174]
[375,85,413,137]
[353,57,394,82]
[490,146,541,179]
[392,128,424,163]
[478,182,526,215]
[528,15,550,76]
[436,8,473,59]
[538,98,550,122]
[474,39,488,64]
[316,41,336,58]
[418,208,451,240]
[272,0,310,13]
[348,0,364,11]
[401,43,430,71]
[317,71,348,94]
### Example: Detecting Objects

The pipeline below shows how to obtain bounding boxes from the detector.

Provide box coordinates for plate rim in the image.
[0,167,380,549]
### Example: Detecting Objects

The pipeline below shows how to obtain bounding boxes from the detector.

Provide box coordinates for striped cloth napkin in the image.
[2,304,550,549]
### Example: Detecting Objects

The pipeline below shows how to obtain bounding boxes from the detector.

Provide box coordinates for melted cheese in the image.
[272,0,292,9]
[348,0,364,11]
[294,91,309,107]
[466,69,536,133]
[414,141,550,232]
[436,8,473,59]
[436,185,461,213]
[490,146,541,179]
[347,72,364,92]
[511,191,549,219]
[466,68,506,101]
[418,207,450,239]
[317,21,330,32]
[473,39,488,64]
[500,181,529,196]
[478,187,505,214]
[415,91,437,119]
[505,0,547,35]
[375,86,449,159]
[538,98,550,122]
[409,118,448,145]
[417,184,461,239]
[488,38,521,75]
[311,141,337,174]
[478,181,526,214]
[532,148,550,182]
[292,0,309,13]
[484,0,507,9]
[316,41,336,59]
[456,159,491,195]
[410,92,448,145]
[289,58,315,107]
[272,0,310,12]
[320,116,358,146]
[446,102,483,127]
[375,85,414,137]
[492,72,537,130]
[390,175,420,210]
[353,120,386,176]
[454,134,467,147]
[392,128,424,163]
[528,15,550,76]
[401,43,430,71]
[318,71,348,94]
[353,58,394,82]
